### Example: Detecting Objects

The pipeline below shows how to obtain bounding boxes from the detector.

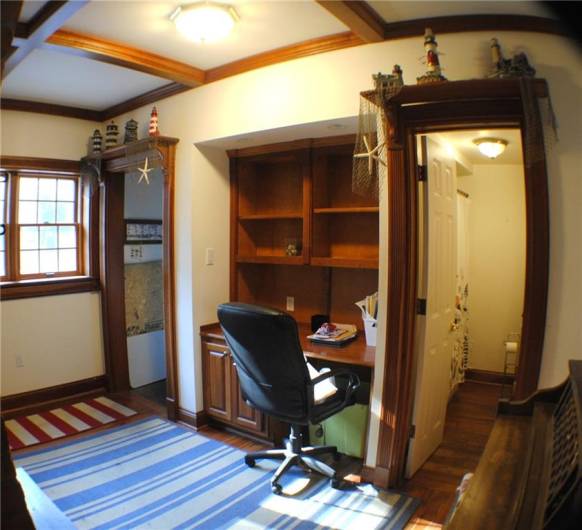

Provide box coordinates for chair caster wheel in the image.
[245,456,255,468]
[271,483,282,495]
[331,478,342,489]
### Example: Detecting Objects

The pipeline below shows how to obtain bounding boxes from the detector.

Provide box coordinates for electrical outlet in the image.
[286,296,295,311]
[205,248,215,266]
[15,354,24,368]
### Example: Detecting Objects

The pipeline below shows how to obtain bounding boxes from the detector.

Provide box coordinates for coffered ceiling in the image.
[0,1,561,122]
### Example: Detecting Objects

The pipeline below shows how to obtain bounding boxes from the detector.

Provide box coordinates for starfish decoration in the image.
[353,134,387,175]
[137,156,153,184]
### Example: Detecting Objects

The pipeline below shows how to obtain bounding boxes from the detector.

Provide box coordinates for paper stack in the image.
[307,323,358,346]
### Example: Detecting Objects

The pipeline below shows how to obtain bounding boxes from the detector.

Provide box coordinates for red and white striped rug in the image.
[5,396,137,451]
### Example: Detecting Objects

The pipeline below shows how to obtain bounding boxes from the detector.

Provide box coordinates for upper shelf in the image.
[238,212,303,221]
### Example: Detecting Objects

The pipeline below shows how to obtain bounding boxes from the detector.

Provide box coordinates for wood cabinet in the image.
[200,328,268,438]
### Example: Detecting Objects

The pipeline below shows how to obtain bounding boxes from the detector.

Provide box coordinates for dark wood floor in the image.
[404,381,502,529]
[5,380,501,529]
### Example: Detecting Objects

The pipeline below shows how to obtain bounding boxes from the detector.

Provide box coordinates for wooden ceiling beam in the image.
[2,1,88,79]
[206,31,363,84]
[37,29,205,87]
[1,1,23,75]
[1,98,104,122]
[316,1,385,43]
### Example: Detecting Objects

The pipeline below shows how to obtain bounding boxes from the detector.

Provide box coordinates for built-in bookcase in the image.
[229,135,379,329]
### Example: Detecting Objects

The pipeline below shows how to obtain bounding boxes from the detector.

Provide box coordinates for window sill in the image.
[0,276,100,301]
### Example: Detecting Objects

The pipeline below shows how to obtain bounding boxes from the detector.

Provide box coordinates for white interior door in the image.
[406,136,458,478]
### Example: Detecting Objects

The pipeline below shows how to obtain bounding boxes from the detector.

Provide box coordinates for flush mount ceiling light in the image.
[170,2,239,43]
[473,137,508,159]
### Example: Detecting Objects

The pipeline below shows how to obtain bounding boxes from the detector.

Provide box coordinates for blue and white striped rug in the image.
[15,417,420,530]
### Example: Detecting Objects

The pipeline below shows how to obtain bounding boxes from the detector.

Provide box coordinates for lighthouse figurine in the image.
[148,106,160,137]
[417,28,447,84]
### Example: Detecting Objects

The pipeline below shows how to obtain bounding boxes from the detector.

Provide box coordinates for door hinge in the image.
[409,425,416,439]
[416,298,427,315]
[417,164,427,182]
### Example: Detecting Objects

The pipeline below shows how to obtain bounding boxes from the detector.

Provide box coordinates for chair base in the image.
[244,425,341,494]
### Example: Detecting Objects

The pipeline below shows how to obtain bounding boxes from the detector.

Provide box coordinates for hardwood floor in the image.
[404,381,502,529]
[5,380,501,529]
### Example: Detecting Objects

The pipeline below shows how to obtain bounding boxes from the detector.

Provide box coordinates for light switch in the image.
[286,296,295,311]
[205,248,215,265]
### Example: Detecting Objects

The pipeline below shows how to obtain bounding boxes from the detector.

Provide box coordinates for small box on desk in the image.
[363,317,377,346]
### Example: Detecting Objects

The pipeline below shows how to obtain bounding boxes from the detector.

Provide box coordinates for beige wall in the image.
[0,112,105,396]
[0,293,105,395]
[461,164,526,372]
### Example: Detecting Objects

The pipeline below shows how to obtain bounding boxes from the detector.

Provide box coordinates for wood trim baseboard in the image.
[176,407,209,430]
[1,375,107,413]
[361,465,376,484]
[465,368,515,386]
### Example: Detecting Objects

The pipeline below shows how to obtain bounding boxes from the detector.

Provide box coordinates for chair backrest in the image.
[217,302,311,423]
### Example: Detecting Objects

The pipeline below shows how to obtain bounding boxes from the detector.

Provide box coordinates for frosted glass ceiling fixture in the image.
[473,137,508,159]
[170,2,239,43]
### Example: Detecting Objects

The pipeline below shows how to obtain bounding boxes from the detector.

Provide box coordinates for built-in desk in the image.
[201,322,375,368]
[200,322,375,442]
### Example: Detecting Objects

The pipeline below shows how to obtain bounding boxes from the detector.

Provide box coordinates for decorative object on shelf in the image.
[352,67,402,199]
[489,38,536,78]
[91,129,103,153]
[105,121,119,148]
[148,106,160,137]
[124,119,138,144]
[137,157,154,184]
[417,28,447,84]
[284,238,301,256]
[373,64,404,94]
[473,137,508,159]
[353,134,387,175]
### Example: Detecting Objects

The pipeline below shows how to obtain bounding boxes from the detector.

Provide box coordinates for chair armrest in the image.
[309,368,360,408]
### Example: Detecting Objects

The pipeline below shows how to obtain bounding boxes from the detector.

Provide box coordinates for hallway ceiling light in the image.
[170,2,239,43]
[473,137,508,159]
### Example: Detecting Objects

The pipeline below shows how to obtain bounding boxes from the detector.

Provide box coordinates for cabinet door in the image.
[201,341,231,421]
[230,361,266,434]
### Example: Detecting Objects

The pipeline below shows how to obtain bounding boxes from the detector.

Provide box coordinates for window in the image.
[0,158,99,299]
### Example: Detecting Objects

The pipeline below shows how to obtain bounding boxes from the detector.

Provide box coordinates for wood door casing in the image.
[201,341,231,421]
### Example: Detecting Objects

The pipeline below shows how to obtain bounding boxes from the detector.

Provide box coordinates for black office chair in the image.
[217,302,360,494]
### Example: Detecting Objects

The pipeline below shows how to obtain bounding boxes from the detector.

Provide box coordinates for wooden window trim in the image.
[0,157,99,300]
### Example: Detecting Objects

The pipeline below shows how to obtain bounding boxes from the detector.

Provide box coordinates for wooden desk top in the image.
[200,322,375,368]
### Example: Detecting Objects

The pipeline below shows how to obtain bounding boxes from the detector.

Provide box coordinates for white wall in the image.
[0,112,106,396]
[462,165,526,372]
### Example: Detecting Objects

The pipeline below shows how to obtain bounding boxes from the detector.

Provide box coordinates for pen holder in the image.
[363,317,377,347]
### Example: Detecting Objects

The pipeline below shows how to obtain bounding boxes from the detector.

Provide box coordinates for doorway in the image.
[124,165,167,408]
[406,129,526,477]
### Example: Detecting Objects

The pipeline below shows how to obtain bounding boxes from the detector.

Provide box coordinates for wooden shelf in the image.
[310,257,379,269]
[238,212,303,221]
[236,255,304,265]
[313,207,379,215]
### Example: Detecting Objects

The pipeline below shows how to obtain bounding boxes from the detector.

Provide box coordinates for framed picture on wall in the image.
[125,219,163,244]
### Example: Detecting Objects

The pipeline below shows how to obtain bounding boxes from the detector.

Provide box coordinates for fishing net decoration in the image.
[352,68,403,199]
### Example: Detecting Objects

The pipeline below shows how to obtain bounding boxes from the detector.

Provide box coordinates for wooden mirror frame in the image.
[95,136,180,420]
[370,79,550,487]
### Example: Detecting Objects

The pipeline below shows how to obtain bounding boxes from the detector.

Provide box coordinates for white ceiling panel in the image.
[1,49,169,110]
[370,1,554,23]
[63,1,349,70]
